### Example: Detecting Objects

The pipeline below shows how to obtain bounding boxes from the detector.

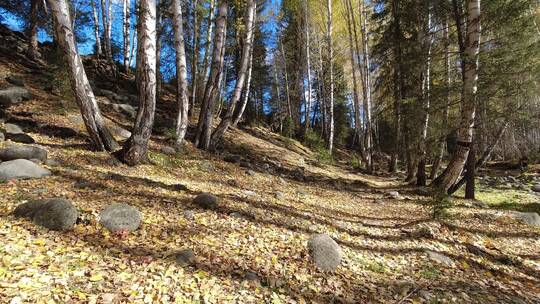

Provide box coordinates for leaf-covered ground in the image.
[1,61,540,304]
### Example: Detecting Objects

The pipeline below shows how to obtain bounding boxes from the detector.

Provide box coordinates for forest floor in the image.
[1,47,540,304]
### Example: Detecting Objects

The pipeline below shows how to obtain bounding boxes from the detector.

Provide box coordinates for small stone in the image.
[388,191,403,200]
[0,159,51,180]
[174,184,188,191]
[0,144,47,162]
[372,199,385,204]
[426,250,454,266]
[3,123,24,134]
[175,249,195,266]
[274,191,285,200]
[230,212,243,219]
[44,159,60,166]
[193,193,219,210]
[511,212,540,227]
[183,210,195,220]
[161,146,176,155]
[418,290,432,300]
[243,271,260,284]
[14,198,78,231]
[74,180,102,190]
[99,203,142,233]
[0,132,4,142]
[246,169,256,176]
[531,184,540,193]
[307,233,342,271]
[242,190,256,197]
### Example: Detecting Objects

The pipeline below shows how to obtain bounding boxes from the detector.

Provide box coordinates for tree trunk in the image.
[190,0,200,118]
[100,0,112,59]
[49,0,118,152]
[119,0,157,165]
[195,0,228,150]
[27,0,41,60]
[123,0,131,72]
[344,0,365,158]
[433,0,481,192]
[232,39,255,127]
[201,0,216,90]
[465,139,476,199]
[326,0,335,152]
[210,0,256,148]
[172,0,190,147]
[430,16,451,180]
[390,0,402,173]
[91,0,102,57]
[155,1,163,103]
[416,6,434,186]
[303,0,313,137]
[279,37,293,122]
[128,26,137,69]
[360,0,373,171]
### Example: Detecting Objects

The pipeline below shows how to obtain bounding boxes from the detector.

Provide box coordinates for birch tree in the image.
[123,0,131,72]
[433,0,482,192]
[119,0,157,165]
[195,0,228,150]
[210,0,257,148]
[172,0,190,146]
[303,0,313,137]
[91,0,102,57]
[49,0,118,152]
[326,0,335,152]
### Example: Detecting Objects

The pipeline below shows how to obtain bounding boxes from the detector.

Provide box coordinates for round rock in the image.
[193,193,219,210]
[307,233,342,271]
[99,203,142,233]
[14,198,78,231]
[175,249,195,266]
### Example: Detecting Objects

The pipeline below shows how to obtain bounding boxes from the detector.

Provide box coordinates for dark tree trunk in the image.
[465,141,476,199]
[27,0,41,60]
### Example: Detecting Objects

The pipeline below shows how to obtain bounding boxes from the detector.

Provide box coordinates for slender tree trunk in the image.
[434,0,481,192]
[360,0,373,170]
[119,0,157,165]
[172,0,190,147]
[128,26,137,68]
[190,0,200,118]
[326,0,335,152]
[92,0,102,57]
[123,0,131,72]
[303,0,313,137]
[201,0,216,88]
[210,0,256,147]
[465,139,476,199]
[344,0,363,157]
[279,37,293,122]
[416,6,434,186]
[49,0,118,152]
[155,1,163,102]
[390,0,402,173]
[27,0,41,60]
[232,40,255,127]
[195,0,228,150]
[430,17,451,180]
[100,0,111,59]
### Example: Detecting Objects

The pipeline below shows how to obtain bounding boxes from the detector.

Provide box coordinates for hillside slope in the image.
[0,26,539,303]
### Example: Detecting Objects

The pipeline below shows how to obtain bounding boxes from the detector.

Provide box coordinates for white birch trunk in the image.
[92,0,102,57]
[326,0,335,152]
[210,0,256,147]
[434,0,481,191]
[49,0,118,151]
[123,0,131,72]
[172,0,190,146]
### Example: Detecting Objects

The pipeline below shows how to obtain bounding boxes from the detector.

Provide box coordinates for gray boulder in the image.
[307,233,342,271]
[13,198,78,231]
[193,193,219,210]
[3,123,24,134]
[426,250,454,266]
[0,87,32,106]
[108,124,131,140]
[532,184,540,193]
[512,212,540,227]
[112,103,137,118]
[0,159,51,180]
[0,145,47,161]
[183,210,195,220]
[99,203,142,232]
[0,132,4,142]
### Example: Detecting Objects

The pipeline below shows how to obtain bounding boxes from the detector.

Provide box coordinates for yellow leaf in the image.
[89,274,104,282]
